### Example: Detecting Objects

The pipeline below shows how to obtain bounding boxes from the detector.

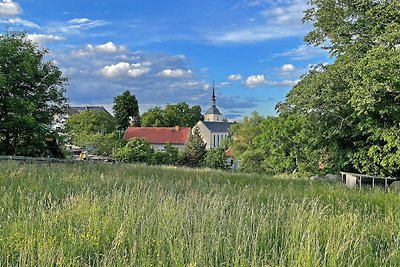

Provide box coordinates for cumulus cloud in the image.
[28,34,65,45]
[73,42,126,56]
[280,64,295,72]
[157,68,192,78]
[245,75,266,87]
[100,62,150,78]
[0,0,21,17]
[0,1,40,29]
[228,74,242,81]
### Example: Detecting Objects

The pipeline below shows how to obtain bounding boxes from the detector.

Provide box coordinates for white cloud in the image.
[245,75,266,87]
[0,0,21,17]
[267,79,299,86]
[51,18,109,34]
[0,1,40,29]
[28,34,65,45]
[100,62,150,78]
[280,64,295,72]
[0,17,40,29]
[278,44,328,60]
[68,18,91,24]
[209,0,310,44]
[157,68,192,78]
[228,74,242,81]
[73,42,126,56]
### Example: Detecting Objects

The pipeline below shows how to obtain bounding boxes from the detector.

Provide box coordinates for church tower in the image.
[204,82,223,122]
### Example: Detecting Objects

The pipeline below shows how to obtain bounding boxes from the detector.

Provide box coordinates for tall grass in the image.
[1,162,400,266]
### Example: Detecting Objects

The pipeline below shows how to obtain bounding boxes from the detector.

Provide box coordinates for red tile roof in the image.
[123,127,191,145]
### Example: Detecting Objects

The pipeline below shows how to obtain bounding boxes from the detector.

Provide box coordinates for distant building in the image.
[69,105,112,117]
[123,126,191,151]
[196,82,232,150]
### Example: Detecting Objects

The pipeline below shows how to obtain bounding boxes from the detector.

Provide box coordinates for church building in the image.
[196,83,233,150]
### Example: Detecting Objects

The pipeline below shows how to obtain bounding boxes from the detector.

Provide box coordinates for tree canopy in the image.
[231,0,400,176]
[141,102,202,128]
[0,31,68,156]
[113,90,140,130]
[183,126,206,168]
[65,110,119,156]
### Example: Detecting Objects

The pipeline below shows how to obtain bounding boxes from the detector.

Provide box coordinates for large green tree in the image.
[278,0,400,176]
[113,90,140,130]
[114,138,154,163]
[0,31,68,156]
[183,126,206,168]
[229,0,400,176]
[141,102,202,127]
[65,110,119,156]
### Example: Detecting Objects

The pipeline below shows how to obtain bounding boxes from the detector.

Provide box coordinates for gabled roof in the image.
[123,127,191,145]
[201,121,232,133]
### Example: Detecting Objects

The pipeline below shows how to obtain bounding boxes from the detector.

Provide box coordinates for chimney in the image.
[175,126,180,132]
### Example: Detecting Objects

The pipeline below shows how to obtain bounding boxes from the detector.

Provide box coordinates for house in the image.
[69,105,112,117]
[196,83,233,150]
[123,126,191,151]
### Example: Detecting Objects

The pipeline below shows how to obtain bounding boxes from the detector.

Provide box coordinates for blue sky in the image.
[0,0,330,120]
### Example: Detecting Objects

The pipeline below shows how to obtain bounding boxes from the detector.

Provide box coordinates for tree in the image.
[273,0,400,176]
[113,90,140,130]
[153,142,180,165]
[202,148,229,171]
[183,126,206,168]
[65,110,119,156]
[0,31,68,156]
[141,102,202,127]
[114,138,154,163]
[141,106,164,127]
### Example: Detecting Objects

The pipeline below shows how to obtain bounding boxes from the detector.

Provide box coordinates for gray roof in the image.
[202,121,232,133]
[205,105,222,115]
[70,106,113,117]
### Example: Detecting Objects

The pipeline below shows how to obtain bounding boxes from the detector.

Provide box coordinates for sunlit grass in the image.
[1,162,400,266]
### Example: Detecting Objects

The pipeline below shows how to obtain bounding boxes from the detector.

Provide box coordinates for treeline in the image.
[113,127,230,170]
[230,0,400,177]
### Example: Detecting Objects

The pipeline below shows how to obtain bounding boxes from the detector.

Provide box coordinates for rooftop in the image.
[201,121,232,132]
[123,127,191,145]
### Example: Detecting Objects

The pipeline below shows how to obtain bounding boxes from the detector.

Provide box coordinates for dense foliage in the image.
[2,162,400,266]
[141,102,202,128]
[0,31,68,156]
[202,147,230,171]
[113,90,140,130]
[114,138,154,163]
[183,126,206,167]
[65,110,119,156]
[231,0,400,176]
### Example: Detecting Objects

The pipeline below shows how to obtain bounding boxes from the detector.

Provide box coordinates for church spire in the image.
[211,81,216,107]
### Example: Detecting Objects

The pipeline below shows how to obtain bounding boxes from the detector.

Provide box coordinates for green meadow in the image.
[1,162,400,266]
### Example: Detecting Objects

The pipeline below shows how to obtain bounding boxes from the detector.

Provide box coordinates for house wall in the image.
[151,144,186,152]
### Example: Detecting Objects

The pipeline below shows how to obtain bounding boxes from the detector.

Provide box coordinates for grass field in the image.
[1,162,400,266]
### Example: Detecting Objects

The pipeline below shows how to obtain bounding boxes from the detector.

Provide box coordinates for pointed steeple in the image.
[204,81,223,122]
[211,81,216,107]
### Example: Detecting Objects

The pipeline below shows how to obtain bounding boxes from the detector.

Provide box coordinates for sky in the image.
[0,0,331,121]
